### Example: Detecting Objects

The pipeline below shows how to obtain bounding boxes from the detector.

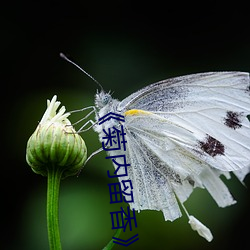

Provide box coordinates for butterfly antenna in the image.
[60,53,104,91]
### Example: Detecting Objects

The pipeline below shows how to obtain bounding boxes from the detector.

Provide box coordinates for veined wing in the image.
[118,72,249,113]
[119,72,250,174]
[121,113,236,221]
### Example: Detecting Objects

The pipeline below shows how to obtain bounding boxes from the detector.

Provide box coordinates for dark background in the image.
[2,2,250,250]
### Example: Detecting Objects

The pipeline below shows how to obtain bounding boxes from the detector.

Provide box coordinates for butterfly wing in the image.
[119,112,237,221]
[115,72,250,221]
[119,72,250,173]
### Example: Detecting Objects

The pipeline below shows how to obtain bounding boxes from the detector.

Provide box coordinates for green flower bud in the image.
[26,95,87,178]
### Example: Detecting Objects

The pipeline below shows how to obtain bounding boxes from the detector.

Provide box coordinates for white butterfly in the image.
[90,72,250,241]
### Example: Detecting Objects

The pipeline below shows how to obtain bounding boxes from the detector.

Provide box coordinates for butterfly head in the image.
[95,90,113,109]
[93,90,121,137]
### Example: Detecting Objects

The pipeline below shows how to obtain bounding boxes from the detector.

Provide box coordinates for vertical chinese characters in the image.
[99,113,139,246]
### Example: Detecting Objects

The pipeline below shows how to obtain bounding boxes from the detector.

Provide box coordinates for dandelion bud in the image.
[26,95,87,178]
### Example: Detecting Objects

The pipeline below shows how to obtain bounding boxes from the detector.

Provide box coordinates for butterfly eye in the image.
[103,93,111,105]
[95,92,112,109]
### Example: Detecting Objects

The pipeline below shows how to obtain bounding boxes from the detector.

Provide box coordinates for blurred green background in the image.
[2,2,250,250]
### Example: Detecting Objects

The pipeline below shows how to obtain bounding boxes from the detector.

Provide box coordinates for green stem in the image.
[103,212,125,250]
[102,227,123,250]
[47,165,63,250]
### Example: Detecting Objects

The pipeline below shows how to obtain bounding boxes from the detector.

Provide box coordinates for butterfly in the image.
[91,71,250,241]
[60,55,250,241]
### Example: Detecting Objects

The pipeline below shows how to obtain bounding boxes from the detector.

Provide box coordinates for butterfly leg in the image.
[69,106,98,132]
[77,147,103,176]
[77,119,97,133]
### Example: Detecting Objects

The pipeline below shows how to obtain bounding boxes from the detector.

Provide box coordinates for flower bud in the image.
[26,95,87,178]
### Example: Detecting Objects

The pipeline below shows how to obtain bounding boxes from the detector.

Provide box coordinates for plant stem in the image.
[102,227,123,250]
[103,212,125,250]
[47,165,63,250]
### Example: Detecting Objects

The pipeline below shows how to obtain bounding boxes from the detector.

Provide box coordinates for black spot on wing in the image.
[199,135,225,157]
[186,177,195,186]
[224,111,243,130]
[246,84,250,94]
